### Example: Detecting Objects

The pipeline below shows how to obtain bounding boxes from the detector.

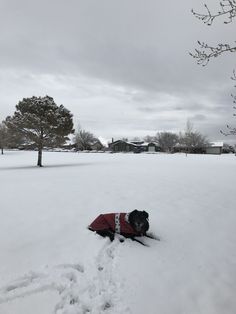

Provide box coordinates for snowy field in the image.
[0,150,236,314]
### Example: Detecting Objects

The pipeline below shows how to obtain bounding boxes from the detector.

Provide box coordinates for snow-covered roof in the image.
[98,136,108,147]
[209,142,224,147]
[111,140,159,146]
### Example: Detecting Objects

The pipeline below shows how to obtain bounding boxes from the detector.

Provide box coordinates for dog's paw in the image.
[114,234,125,243]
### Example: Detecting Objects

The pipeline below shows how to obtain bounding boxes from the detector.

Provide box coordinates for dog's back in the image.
[89,210,149,239]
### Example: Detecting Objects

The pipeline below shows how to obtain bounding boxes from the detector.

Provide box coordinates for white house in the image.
[205,142,224,155]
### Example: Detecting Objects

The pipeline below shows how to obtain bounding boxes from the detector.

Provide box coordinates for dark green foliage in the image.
[5,95,74,166]
[0,122,8,154]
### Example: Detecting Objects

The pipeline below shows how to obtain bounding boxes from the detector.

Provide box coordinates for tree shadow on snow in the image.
[0,163,96,171]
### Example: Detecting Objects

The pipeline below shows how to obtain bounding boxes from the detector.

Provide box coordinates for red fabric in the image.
[89,213,141,236]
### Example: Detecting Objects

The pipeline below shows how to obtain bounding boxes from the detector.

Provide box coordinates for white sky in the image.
[0,0,235,143]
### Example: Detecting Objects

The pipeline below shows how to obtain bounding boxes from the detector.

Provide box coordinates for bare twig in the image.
[220,124,236,135]
[191,0,236,25]
[190,1,236,65]
[190,41,236,66]
[192,1,236,137]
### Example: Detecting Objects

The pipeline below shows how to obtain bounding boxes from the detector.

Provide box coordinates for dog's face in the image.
[129,210,149,233]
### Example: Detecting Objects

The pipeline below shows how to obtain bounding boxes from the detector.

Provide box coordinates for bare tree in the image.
[191,1,236,139]
[190,1,236,66]
[74,129,98,151]
[221,70,236,136]
[131,136,141,142]
[143,135,156,142]
[180,121,209,155]
[156,132,179,153]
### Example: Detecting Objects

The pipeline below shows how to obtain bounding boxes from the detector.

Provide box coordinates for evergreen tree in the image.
[0,122,8,155]
[5,96,74,166]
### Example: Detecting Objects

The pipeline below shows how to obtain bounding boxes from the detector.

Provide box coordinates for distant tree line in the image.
[0,95,234,167]
[128,121,210,154]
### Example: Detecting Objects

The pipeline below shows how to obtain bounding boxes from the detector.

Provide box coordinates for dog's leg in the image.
[100,230,115,241]
[145,233,160,241]
[130,237,149,247]
[115,234,126,243]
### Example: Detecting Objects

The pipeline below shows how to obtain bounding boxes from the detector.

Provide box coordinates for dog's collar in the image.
[125,213,130,223]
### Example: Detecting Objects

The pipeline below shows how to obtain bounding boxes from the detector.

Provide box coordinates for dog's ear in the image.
[143,211,149,219]
[129,209,138,222]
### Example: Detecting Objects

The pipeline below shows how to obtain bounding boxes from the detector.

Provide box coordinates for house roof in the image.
[209,142,224,148]
[109,140,137,146]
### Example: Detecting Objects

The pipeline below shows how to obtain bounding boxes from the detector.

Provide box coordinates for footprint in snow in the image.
[0,243,130,313]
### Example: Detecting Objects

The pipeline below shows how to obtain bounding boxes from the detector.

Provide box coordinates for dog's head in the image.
[129,209,149,233]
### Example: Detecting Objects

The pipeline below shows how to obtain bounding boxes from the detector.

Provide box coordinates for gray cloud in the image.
[190,114,207,121]
[0,0,236,143]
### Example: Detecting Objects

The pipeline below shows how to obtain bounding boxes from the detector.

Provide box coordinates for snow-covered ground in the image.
[0,150,236,314]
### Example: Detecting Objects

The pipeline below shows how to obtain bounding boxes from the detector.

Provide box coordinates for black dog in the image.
[88,210,156,245]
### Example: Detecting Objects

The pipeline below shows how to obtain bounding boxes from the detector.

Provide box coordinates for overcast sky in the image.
[0,0,235,143]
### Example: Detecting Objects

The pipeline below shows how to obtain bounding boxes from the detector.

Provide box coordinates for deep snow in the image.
[0,151,236,314]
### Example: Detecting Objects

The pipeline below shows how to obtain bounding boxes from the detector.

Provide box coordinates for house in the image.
[108,140,137,152]
[205,142,224,155]
[108,140,160,153]
[147,142,160,152]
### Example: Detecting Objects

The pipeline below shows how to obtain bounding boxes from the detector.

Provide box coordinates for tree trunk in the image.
[37,148,43,167]
[37,129,44,167]
[1,147,3,155]
[37,140,43,167]
[185,147,188,157]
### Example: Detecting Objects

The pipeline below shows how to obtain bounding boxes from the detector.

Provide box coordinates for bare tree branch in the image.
[191,1,236,138]
[191,0,236,25]
[190,41,236,66]
[190,1,236,65]
[220,124,236,135]
[220,70,236,135]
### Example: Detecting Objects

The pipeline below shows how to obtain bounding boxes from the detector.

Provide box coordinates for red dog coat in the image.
[89,212,142,236]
